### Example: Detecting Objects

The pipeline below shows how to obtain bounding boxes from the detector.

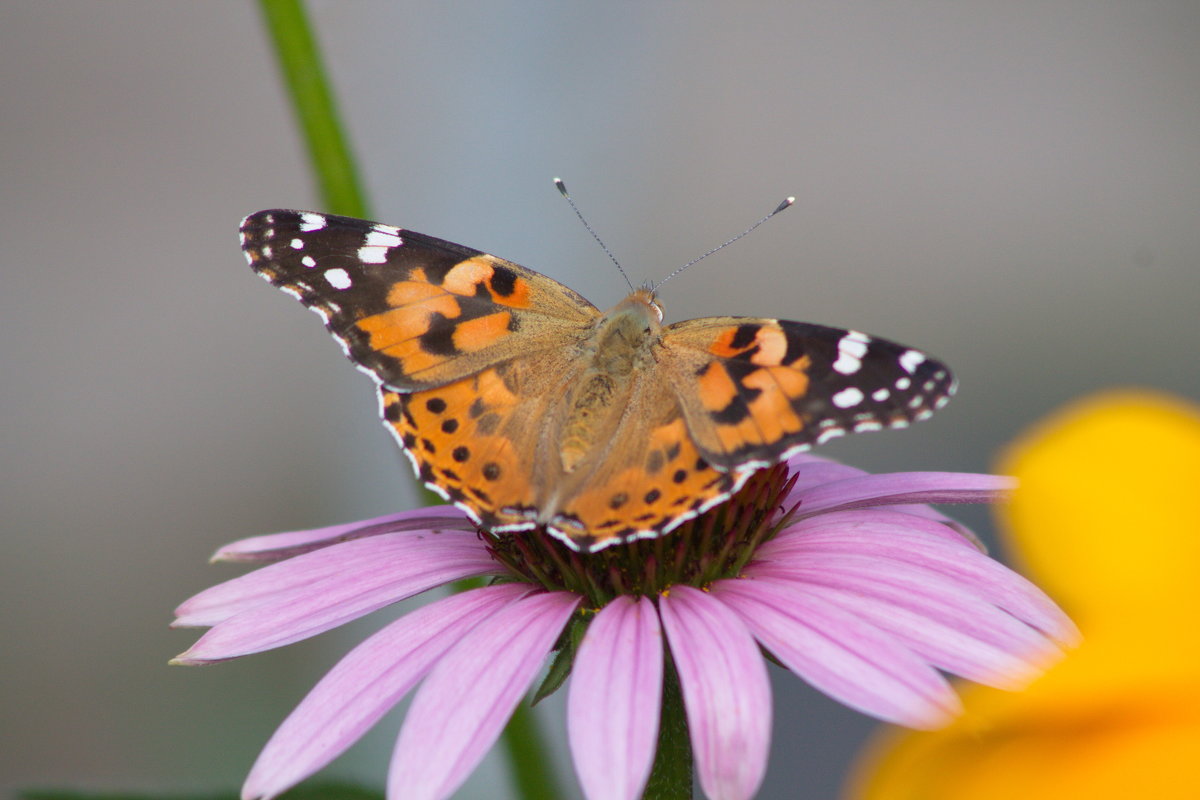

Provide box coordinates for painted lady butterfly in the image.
[241,209,954,551]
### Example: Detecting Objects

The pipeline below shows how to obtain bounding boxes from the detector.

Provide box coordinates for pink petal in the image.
[781,460,987,549]
[783,456,868,492]
[173,533,498,662]
[755,573,1049,689]
[712,578,961,728]
[214,507,476,563]
[568,596,663,800]
[759,511,1079,645]
[789,472,1017,518]
[387,590,580,800]
[176,530,487,628]
[771,508,985,551]
[242,584,529,800]
[659,585,771,800]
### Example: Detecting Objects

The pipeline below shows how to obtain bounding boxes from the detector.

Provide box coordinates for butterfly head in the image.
[624,287,663,322]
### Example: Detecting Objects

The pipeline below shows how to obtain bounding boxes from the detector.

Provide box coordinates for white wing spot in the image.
[853,420,883,432]
[358,246,390,264]
[301,256,316,268]
[833,387,864,408]
[299,213,327,232]
[899,349,926,374]
[895,376,912,391]
[365,229,402,248]
[833,330,871,375]
[261,244,273,259]
[325,268,352,290]
[872,388,890,402]
[290,238,304,250]
[817,427,846,444]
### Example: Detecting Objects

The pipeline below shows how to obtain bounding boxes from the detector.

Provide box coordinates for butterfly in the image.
[241,209,955,552]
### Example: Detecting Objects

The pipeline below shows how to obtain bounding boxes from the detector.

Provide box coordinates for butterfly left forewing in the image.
[660,317,955,470]
[241,210,600,391]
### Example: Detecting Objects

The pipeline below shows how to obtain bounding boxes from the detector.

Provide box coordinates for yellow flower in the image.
[844,391,1200,800]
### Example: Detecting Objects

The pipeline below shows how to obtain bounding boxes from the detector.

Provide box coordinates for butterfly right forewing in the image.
[660,317,956,470]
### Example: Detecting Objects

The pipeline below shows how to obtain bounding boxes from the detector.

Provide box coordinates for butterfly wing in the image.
[544,377,740,551]
[240,210,600,391]
[379,352,582,533]
[659,317,956,469]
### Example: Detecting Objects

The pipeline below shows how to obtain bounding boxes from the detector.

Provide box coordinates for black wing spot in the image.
[489,265,518,297]
[482,462,501,481]
[425,397,447,414]
[781,324,810,366]
[672,469,688,484]
[645,450,664,474]
[441,418,459,434]
[730,324,760,350]
[419,314,460,356]
[608,492,629,510]
[644,488,662,504]
[712,394,754,425]
[452,446,470,463]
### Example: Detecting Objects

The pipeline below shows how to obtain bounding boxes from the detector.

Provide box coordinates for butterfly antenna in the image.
[555,177,635,291]
[652,196,795,292]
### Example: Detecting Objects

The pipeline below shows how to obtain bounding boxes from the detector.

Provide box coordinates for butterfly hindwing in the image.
[241,210,600,391]
[660,317,955,469]
[547,382,739,550]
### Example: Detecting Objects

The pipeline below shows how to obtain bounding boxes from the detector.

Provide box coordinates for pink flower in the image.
[173,455,1076,800]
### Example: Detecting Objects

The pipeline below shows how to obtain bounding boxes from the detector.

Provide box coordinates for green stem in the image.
[643,650,694,799]
[254,4,562,798]
[257,0,368,218]
[501,702,568,800]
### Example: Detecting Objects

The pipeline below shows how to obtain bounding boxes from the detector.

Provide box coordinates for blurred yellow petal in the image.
[998,390,1200,633]
[845,391,1200,800]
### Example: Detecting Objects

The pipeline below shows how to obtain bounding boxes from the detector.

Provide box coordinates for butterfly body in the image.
[242,210,955,551]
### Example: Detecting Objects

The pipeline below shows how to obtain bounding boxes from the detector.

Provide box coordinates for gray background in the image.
[3,2,1197,797]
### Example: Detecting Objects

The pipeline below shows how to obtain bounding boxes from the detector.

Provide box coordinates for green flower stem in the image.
[257,0,368,218]
[644,651,694,799]
[254,3,562,798]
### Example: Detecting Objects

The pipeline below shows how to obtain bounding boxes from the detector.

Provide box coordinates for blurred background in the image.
[2,2,1197,797]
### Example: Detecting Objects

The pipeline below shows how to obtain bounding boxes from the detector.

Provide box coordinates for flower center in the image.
[482,464,796,609]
